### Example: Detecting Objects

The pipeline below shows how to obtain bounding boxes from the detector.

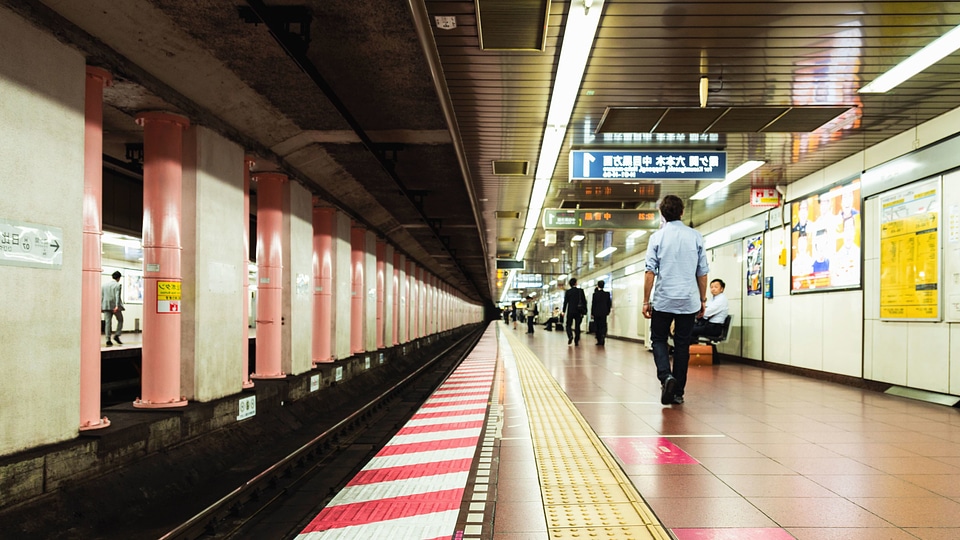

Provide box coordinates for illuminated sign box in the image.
[570,150,726,181]
[543,208,660,230]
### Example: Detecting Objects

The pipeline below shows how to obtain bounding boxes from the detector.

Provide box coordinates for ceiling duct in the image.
[496,211,521,219]
[476,0,550,51]
[492,160,530,176]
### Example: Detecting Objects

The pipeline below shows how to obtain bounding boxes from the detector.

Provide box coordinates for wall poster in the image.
[746,235,763,296]
[790,177,862,293]
[879,177,940,321]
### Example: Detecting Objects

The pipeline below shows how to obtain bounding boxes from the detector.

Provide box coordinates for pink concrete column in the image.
[408,261,418,339]
[312,205,335,364]
[80,66,112,430]
[251,172,287,379]
[417,267,425,338]
[375,240,386,349]
[241,157,255,388]
[350,224,366,354]
[425,274,433,335]
[135,111,190,408]
[392,252,400,345]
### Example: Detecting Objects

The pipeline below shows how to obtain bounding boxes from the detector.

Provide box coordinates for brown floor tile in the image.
[850,496,960,527]
[630,473,741,498]
[903,528,960,539]
[750,497,892,528]
[772,456,884,475]
[750,443,842,459]
[817,442,920,458]
[853,456,960,475]
[787,527,919,539]
[899,474,960,497]
[671,442,766,459]
[718,474,836,498]
[807,474,940,498]
[494,479,544,503]
[694,456,797,475]
[644,496,777,528]
[491,500,548,533]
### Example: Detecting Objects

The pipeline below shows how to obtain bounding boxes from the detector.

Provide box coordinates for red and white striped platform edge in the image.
[296,327,498,539]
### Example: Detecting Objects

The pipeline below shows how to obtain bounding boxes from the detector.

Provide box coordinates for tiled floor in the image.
[494,322,960,540]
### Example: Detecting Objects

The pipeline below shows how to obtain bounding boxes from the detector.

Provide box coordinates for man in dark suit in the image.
[561,277,587,346]
[592,280,612,345]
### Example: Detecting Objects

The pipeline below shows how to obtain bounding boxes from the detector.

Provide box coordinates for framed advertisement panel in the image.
[879,177,940,321]
[789,177,862,293]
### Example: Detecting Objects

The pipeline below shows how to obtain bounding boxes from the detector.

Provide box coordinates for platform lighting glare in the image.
[559,273,568,280]
[690,160,765,200]
[627,230,647,240]
[550,257,559,263]
[571,234,585,241]
[515,0,604,263]
[595,246,618,258]
[859,24,960,93]
[549,279,558,285]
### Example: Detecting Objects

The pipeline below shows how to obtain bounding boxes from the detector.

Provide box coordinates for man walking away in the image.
[562,277,588,346]
[592,280,612,345]
[642,195,709,405]
[101,270,125,346]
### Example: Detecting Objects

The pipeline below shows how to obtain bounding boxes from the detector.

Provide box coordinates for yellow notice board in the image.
[879,178,940,320]
[157,280,182,313]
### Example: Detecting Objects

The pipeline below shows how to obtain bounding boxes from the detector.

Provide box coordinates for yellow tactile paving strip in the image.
[503,330,672,540]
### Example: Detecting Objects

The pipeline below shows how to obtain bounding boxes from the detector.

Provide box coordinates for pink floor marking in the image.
[602,436,699,465]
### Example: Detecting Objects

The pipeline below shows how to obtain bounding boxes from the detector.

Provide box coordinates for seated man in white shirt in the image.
[691,278,729,340]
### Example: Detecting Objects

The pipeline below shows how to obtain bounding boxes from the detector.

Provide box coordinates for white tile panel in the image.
[906,324,950,394]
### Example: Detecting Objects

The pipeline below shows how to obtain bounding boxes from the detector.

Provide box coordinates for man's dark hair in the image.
[659,195,684,222]
[112,271,122,280]
[597,280,605,288]
[569,277,578,286]
[711,278,725,289]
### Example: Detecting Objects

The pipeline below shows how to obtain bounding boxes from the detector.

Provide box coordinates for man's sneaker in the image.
[672,395,684,405]
[114,336,123,345]
[568,336,573,345]
[105,341,113,347]
[661,375,677,405]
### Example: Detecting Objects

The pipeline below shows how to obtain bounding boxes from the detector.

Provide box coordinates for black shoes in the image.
[105,341,113,347]
[661,375,677,405]
[114,336,123,345]
[568,336,573,345]
[672,395,684,405]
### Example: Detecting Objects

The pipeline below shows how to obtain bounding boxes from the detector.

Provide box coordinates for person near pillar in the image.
[592,280,612,346]
[642,195,709,406]
[101,271,125,346]
[562,277,588,346]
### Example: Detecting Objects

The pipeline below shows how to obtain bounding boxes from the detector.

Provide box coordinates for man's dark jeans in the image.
[649,309,697,397]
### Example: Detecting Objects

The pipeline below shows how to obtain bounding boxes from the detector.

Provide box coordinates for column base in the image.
[79,417,111,431]
[242,380,256,389]
[251,372,286,380]
[133,397,189,409]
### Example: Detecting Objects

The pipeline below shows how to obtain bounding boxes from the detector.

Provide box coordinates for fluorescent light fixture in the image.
[571,234,585,241]
[860,24,960,93]
[102,231,142,250]
[627,230,647,240]
[498,269,518,303]
[558,273,568,280]
[699,76,709,107]
[550,257,559,263]
[595,246,617,258]
[549,279,558,285]
[513,0,603,265]
[690,160,765,200]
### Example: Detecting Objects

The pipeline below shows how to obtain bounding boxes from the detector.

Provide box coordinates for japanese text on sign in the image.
[570,150,727,181]
[157,280,182,313]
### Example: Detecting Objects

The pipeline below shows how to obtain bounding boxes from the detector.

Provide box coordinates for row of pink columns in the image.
[241,159,255,388]
[80,67,457,417]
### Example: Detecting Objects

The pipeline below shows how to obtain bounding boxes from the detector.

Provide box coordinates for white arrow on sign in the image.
[583,152,595,178]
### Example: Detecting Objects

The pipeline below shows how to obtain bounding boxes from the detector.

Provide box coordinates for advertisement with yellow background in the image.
[879,178,940,320]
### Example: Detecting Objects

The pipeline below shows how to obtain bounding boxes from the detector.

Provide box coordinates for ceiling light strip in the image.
[516,0,604,262]
[689,160,765,200]
[860,24,960,94]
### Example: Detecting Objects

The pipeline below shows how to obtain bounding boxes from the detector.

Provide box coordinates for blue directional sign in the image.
[570,150,726,181]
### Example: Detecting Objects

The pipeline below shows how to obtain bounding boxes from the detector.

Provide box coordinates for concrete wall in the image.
[181,126,245,401]
[0,9,86,454]
[283,181,314,375]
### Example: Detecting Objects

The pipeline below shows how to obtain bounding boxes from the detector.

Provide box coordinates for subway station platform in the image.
[298,322,960,539]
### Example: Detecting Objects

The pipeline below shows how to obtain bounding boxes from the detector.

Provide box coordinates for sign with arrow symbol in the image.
[0,218,63,269]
